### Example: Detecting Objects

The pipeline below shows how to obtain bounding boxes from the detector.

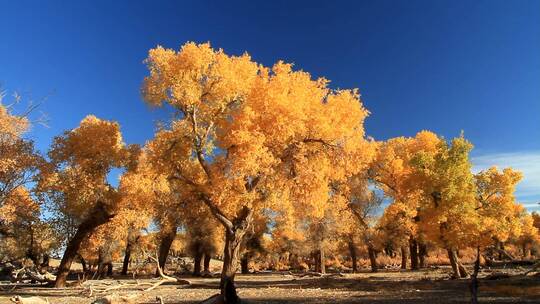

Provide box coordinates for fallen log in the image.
[10,268,56,284]
[289,271,345,278]
[484,259,536,267]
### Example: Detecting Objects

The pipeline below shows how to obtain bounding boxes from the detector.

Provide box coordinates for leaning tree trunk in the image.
[368,245,378,272]
[219,207,253,294]
[447,247,469,278]
[401,246,408,270]
[156,223,177,276]
[55,202,114,287]
[409,237,419,270]
[79,254,87,273]
[348,241,358,273]
[447,248,460,279]
[203,252,211,273]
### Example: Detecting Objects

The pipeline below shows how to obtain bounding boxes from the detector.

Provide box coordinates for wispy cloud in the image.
[472,151,540,211]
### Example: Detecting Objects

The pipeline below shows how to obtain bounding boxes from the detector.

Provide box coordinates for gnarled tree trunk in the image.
[219,206,253,294]
[55,201,114,287]
[156,223,177,277]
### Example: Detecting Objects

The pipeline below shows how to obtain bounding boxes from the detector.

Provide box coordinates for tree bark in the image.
[203,253,211,273]
[409,237,419,270]
[348,241,358,273]
[193,250,203,276]
[240,255,249,274]
[401,246,408,270]
[219,206,253,294]
[156,223,177,276]
[368,246,378,273]
[121,241,132,275]
[220,227,248,292]
[54,202,114,287]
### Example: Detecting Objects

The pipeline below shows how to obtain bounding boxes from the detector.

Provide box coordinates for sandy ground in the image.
[0,267,538,304]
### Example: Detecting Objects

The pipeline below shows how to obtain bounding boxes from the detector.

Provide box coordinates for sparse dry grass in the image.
[1,266,538,304]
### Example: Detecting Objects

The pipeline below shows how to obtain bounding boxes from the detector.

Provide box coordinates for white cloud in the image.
[472,151,540,210]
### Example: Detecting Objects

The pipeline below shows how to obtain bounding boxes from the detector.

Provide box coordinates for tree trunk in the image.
[368,245,378,272]
[409,237,419,270]
[319,247,326,274]
[156,224,177,276]
[418,242,427,268]
[193,250,203,276]
[97,252,106,279]
[348,241,358,273]
[55,202,114,287]
[121,241,132,275]
[522,244,530,258]
[401,246,408,270]
[240,255,249,274]
[470,247,480,304]
[499,242,504,260]
[219,206,253,295]
[106,263,113,277]
[220,228,247,292]
[458,261,469,278]
[79,255,87,273]
[40,254,50,269]
[447,247,468,278]
[447,248,460,279]
[203,253,211,273]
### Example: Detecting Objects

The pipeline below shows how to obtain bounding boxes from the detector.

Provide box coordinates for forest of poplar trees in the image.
[1,42,539,304]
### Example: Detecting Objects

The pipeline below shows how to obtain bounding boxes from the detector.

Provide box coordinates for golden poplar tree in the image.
[411,134,477,278]
[39,115,135,287]
[142,42,372,290]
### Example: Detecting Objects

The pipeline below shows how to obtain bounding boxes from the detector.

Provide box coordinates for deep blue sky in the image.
[1,0,539,209]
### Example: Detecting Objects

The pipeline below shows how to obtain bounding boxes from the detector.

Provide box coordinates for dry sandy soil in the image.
[0,267,538,304]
